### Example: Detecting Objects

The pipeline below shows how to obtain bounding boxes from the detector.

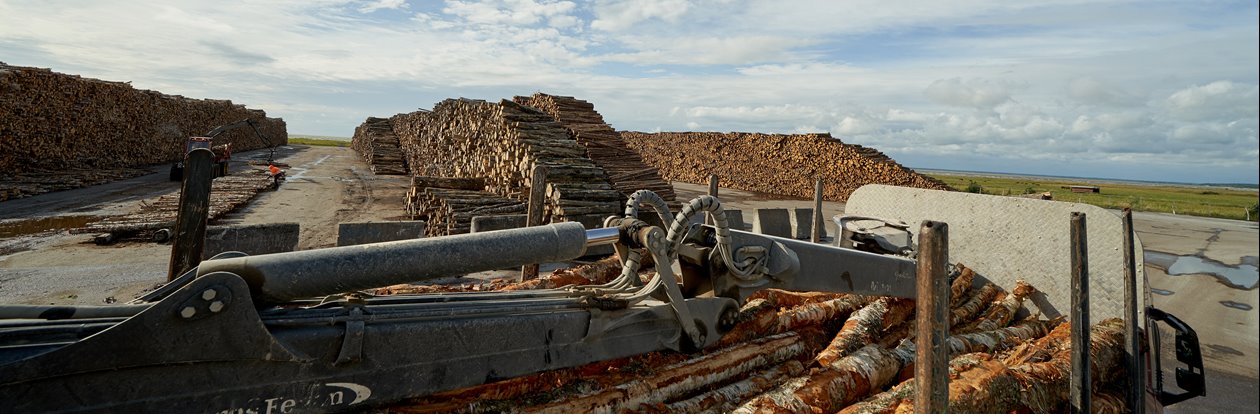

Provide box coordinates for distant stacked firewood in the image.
[385,98,622,227]
[0,62,287,200]
[513,93,676,204]
[350,117,408,175]
[621,132,951,201]
[75,169,276,237]
[404,176,526,236]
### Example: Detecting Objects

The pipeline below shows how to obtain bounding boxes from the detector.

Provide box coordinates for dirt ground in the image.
[0,144,409,305]
[0,148,1254,412]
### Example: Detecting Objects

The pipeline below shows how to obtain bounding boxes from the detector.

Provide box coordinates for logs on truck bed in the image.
[351,117,409,175]
[379,263,1126,414]
[620,131,950,201]
[0,62,287,201]
[383,98,622,225]
[513,93,676,205]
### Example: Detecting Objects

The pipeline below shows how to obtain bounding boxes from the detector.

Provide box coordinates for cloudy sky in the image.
[2,0,1257,184]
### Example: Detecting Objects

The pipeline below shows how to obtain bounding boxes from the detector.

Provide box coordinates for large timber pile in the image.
[0,62,287,201]
[513,93,676,204]
[351,117,408,175]
[621,132,951,201]
[385,99,622,228]
[382,262,1127,413]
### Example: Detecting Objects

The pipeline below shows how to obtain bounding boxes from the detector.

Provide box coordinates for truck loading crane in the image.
[0,186,1204,412]
[169,118,278,181]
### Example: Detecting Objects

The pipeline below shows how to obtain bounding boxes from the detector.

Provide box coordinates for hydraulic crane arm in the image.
[203,118,277,163]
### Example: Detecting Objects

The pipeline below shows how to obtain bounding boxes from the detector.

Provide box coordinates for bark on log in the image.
[523,331,812,414]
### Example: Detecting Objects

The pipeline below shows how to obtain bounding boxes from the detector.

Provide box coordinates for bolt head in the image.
[201,289,217,300]
[180,306,196,318]
[208,301,225,313]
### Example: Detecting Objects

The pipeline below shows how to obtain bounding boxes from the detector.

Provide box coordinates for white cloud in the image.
[359,0,408,13]
[923,78,1013,109]
[590,0,691,31]
[1165,81,1260,122]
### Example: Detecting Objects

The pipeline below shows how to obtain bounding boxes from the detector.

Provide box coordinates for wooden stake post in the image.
[914,221,949,413]
[520,165,548,281]
[1070,212,1091,413]
[167,148,214,280]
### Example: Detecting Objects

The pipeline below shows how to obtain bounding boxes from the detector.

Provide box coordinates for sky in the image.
[1,0,1257,184]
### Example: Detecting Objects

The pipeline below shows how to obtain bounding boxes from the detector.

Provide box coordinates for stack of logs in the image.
[73,168,276,238]
[382,263,1128,413]
[404,176,525,236]
[385,98,622,229]
[621,132,951,201]
[351,117,408,175]
[0,62,287,200]
[513,93,677,205]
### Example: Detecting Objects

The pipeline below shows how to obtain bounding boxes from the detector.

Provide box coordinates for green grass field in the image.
[287,136,350,147]
[927,173,1259,222]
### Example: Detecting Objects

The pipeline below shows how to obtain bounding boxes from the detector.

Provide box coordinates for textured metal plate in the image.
[845,184,1145,321]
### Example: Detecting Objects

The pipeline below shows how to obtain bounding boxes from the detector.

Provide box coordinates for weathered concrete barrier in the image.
[337,221,427,246]
[752,208,791,238]
[724,209,747,230]
[470,215,527,233]
[203,222,300,259]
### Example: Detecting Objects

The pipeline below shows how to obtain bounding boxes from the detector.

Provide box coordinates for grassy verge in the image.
[927,173,1259,222]
[288,136,350,147]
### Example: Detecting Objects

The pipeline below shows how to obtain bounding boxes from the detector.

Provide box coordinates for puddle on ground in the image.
[1150,288,1174,296]
[0,216,103,238]
[1220,301,1253,311]
[1145,251,1259,290]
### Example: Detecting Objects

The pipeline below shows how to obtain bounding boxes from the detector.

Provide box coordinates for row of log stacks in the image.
[512,93,677,205]
[620,131,951,201]
[404,176,526,236]
[351,117,408,175]
[72,168,276,237]
[381,263,1127,413]
[0,63,287,200]
[385,98,623,228]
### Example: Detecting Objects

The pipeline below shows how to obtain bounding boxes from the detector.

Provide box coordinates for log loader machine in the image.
[0,186,1205,412]
[169,118,278,181]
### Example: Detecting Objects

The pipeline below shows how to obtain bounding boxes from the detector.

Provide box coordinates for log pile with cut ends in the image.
[620,131,950,201]
[351,117,408,175]
[513,93,677,205]
[404,176,526,236]
[381,263,1128,413]
[384,98,622,227]
[0,62,287,200]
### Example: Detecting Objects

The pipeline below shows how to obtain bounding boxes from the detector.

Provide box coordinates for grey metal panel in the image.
[753,208,792,238]
[337,221,427,246]
[844,184,1145,322]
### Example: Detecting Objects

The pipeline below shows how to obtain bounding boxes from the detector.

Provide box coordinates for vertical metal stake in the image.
[811,178,824,243]
[167,148,215,280]
[1070,212,1091,413]
[706,174,719,225]
[520,165,548,281]
[915,220,949,414]
[1122,209,1144,413]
